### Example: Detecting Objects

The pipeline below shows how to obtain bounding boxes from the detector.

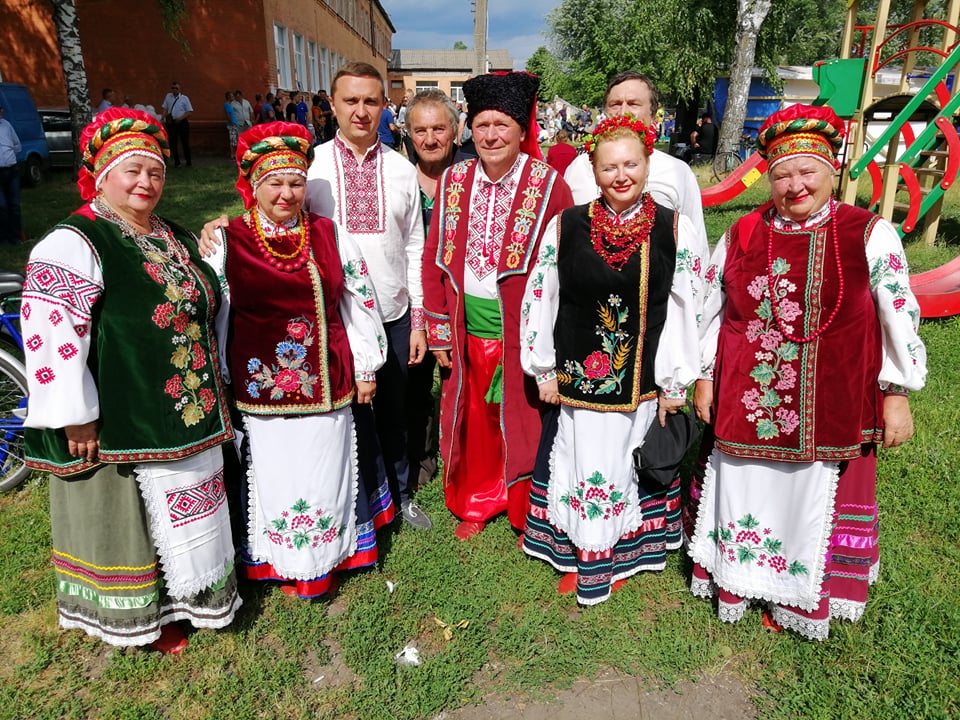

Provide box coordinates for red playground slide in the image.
[910,254,960,318]
[701,153,768,208]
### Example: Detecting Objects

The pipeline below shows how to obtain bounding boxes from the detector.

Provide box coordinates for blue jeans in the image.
[0,165,21,244]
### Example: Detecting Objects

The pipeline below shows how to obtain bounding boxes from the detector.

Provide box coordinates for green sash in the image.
[464,294,503,403]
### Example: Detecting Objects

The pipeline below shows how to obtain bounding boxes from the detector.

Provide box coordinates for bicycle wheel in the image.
[0,351,30,492]
[712,151,743,183]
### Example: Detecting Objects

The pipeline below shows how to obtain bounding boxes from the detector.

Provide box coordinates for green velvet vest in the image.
[25,213,233,477]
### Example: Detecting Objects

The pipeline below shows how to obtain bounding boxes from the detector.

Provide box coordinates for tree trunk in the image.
[718,0,771,155]
[50,0,92,174]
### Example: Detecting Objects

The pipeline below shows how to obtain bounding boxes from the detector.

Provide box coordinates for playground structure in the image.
[701,0,960,317]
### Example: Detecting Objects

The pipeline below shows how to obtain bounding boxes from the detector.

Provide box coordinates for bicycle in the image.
[0,270,29,492]
[712,131,757,183]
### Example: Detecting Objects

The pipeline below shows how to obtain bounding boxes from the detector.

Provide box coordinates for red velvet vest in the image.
[554,201,676,411]
[225,212,355,415]
[714,203,885,462]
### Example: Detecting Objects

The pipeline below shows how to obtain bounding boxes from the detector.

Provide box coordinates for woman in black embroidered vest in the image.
[518,116,700,605]
[21,108,240,653]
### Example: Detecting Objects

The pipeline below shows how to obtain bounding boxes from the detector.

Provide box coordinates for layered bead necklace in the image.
[767,199,845,344]
[93,196,190,271]
[588,193,656,270]
[250,209,310,272]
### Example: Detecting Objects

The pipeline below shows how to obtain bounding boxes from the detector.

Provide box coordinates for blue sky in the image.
[380,0,558,68]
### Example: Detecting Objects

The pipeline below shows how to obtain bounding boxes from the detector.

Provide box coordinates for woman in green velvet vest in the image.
[21,108,239,653]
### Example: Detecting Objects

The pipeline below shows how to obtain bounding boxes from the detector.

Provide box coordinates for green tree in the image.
[525,46,563,101]
[453,40,468,50]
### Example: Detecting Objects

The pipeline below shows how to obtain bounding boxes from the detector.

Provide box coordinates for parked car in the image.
[38,108,75,169]
[0,82,50,185]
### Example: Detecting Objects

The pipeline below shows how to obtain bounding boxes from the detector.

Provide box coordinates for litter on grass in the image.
[394,644,422,666]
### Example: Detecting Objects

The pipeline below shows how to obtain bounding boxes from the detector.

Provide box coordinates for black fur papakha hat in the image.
[463,71,540,130]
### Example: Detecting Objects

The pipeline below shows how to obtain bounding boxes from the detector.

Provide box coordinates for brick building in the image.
[386,49,513,106]
[0,0,395,155]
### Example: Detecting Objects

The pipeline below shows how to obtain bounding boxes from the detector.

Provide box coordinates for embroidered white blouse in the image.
[698,205,928,392]
[520,199,701,400]
[306,136,425,326]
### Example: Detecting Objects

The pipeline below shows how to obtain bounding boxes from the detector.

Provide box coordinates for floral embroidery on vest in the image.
[441,162,470,265]
[147,249,217,427]
[505,162,547,269]
[245,317,320,400]
[265,498,344,549]
[708,513,809,576]
[741,260,801,440]
[559,471,629,521]
[557,294,633,396]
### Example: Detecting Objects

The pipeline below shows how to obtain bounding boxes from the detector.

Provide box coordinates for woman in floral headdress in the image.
[686,104,927,639]
[205,121,388,598]
[519,115,700,605]
[21,108,240,653]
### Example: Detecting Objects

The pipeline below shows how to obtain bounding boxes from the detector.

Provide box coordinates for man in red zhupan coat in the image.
[422,72,573,540]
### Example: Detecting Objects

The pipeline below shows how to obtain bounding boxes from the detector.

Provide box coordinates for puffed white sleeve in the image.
[202,226,231,384]
[865,219,927,392]
[520,215,561,384]
[655,214,701,399]
[698,234,728,380]
[336,222,387,381]
[21,227,103,429]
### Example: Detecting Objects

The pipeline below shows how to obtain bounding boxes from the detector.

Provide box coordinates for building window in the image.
[275,24,291,89]
[390,80,404,89]
[416,80,439,94]
[293,34,306,91]
[450,82,465,104]
[308,42,320,93]
[320,47,330,92]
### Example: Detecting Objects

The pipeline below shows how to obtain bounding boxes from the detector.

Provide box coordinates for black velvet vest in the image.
[555,201,676,411]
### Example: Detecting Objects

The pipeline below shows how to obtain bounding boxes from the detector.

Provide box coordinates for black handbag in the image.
[632,408,699,486]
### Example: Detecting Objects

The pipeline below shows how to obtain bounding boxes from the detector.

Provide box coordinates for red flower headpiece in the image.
[77,107,169,201]
[234,121,314,209]
[758,104,845,170]
[583,114,656,160]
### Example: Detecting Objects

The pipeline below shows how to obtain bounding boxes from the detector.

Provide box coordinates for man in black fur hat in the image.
[422,72,574,541]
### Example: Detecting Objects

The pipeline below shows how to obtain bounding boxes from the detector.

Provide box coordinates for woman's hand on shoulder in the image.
[65,421,100,462]
[198,215,229,257]
[356,380,376,404]
[882,394,914,448]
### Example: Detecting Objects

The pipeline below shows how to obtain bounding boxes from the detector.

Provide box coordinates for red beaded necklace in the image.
[767,199,844,344]
[250,210,310,272]
[588,193,656,270]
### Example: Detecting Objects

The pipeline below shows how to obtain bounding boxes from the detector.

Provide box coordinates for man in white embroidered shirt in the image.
[200,63,431,530]
[307,62,431,529]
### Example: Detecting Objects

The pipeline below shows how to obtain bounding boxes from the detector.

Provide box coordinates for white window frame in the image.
[416,80,439,94]
[320,47,330,92]
[450,82,465,104]
[293,33,306,91]
[308,41,320,93]
[274,23,291,89]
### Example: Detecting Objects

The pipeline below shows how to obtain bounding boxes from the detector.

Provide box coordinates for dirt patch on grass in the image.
[304,639,358,690]
[438,667,758,720]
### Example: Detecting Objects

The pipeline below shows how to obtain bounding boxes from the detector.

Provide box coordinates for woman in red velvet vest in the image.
[206,122,389,599]
[687,105,927,639]
[518,116,701,605]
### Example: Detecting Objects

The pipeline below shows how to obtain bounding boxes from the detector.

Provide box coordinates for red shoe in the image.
[279,583,299,597]
[150,623,188,655]
[517,534,525,551]
[611,579,627,594]
[762,610,783,633]
[557,572,578,595]
[455,521,485,540]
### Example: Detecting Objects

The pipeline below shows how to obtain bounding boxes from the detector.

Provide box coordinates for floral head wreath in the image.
[77,107,170,201]
[582,114,656,160]
[235,121,315,209]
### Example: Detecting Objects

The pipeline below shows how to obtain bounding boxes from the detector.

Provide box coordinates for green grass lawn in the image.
[1,164,958,719]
